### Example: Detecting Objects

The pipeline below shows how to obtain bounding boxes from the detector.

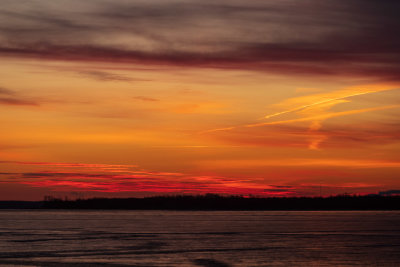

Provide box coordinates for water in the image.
[0,211,399,266]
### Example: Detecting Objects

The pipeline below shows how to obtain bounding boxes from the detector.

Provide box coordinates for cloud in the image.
[199,158,400,169]
[0,161,139,173]
[0,87,15,95]
[1,170,271,195]
[379,190,400,196]
[0,160,302,195]
[0,97,38,106]
[0,86,40,106]
[133,96,159,102]
[77,70,134,82]
[2,170,383,196]
[0,0,399,80]
[0,160,388,196]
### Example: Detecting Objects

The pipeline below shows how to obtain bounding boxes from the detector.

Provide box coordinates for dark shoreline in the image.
[1,194,399,210]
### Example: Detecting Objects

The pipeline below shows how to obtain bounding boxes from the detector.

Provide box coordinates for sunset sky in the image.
[1,0,400,200]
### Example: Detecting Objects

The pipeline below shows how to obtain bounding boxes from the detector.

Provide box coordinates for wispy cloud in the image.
[77,70,134,82]
[0,160,274,195]
[200,158,400,169]
[0,161,138,173]
[0,87,39,106]
[133,96,159,102]
[0,160,389,196]
[0,87,15,95]
[0,97,38,106]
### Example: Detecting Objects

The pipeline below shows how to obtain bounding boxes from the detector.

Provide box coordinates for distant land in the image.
[0,194,399,210]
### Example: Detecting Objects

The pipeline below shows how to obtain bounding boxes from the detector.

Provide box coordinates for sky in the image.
[1,0,400,200]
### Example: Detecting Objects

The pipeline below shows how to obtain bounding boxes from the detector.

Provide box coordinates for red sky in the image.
[1,0,400,200]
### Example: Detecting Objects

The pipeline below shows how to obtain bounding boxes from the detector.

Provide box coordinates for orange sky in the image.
[1,0,400,200]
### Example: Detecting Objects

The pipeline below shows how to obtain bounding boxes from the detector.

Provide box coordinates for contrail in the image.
[245,105,400,128]
[201,86,399,134]
[262,91,378,120]
[201,105,399,134]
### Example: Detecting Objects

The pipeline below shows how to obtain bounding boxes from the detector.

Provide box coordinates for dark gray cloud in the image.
[0,0,399,79]
[0,87,39,106]
[78,70,133,82]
